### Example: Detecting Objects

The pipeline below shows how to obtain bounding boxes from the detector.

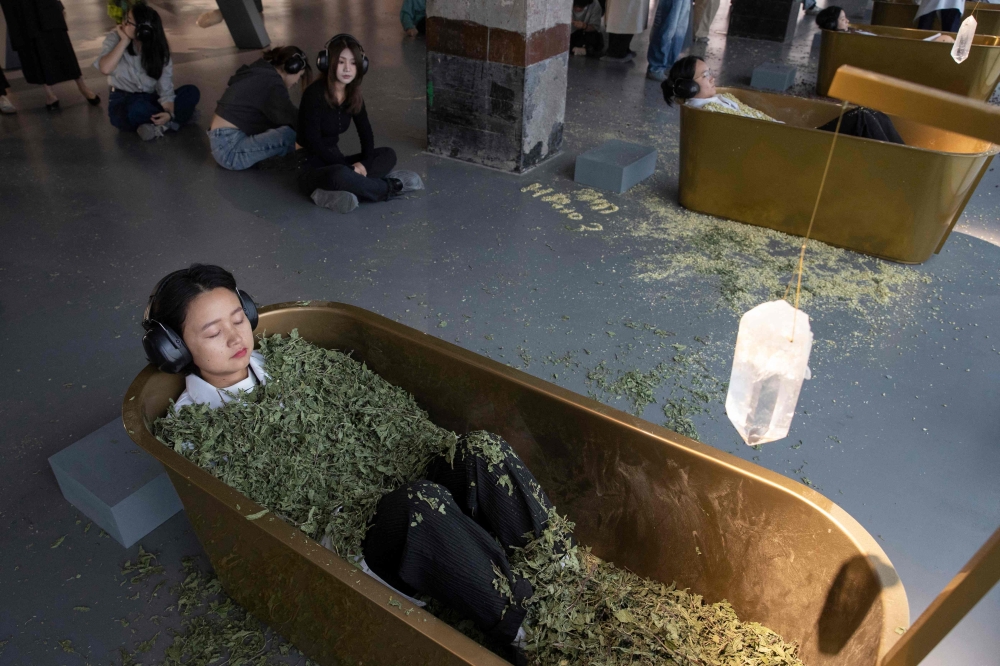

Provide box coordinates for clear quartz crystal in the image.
[725,300,813,446]
[952,16,977,64]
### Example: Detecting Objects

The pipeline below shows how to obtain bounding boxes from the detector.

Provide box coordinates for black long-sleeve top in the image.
[297,80,374,166]
[215,58,299,136]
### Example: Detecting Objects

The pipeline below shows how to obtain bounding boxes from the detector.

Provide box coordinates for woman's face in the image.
[180,287,254,387]
[837,10,850,31]
[123,11,137,40]
[335,47,357,86]
[692,59,717,99]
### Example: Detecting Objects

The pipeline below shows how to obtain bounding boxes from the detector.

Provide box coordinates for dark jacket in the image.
[297,80,374,167]
[215,58,299,136]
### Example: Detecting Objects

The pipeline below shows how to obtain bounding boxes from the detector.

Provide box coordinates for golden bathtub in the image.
[678,87,997,263]
[124,302,909,666]
[816,24,1000,100]
[871,0,1000,35]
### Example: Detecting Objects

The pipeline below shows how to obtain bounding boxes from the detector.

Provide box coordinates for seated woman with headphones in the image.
[209,46,311,171]
[663,56,905,144]
[143,264,545,660]
[297,34,423,214]
[95,2,200,141]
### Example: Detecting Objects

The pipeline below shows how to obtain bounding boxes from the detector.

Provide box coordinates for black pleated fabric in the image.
[361,433,554,644]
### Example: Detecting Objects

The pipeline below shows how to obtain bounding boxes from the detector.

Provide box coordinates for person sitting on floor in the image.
[400,0,426,37]
[816,5,954,41]
[95,1,200,141]
[142,263,548,661]
[571,0,604,57]
[297,34,422,214]
[209,46,311,171]
[663,55,905,144]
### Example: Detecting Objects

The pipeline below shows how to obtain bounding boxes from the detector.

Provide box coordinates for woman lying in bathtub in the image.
[140,264,546,659]
[662,55,905,144]
[815,5,954,42]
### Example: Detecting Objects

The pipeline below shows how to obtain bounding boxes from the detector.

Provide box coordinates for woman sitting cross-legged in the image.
[94,1,200,141]
[663,55,905,145]
[297,34,423,214]
[209,46,311,171]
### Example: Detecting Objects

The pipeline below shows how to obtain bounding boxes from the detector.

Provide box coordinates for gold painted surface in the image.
[829,66,1000,145]
[123,303,911,665]
[678,87,997,263]
[872,0,1000,35]
[817,24,1000,99]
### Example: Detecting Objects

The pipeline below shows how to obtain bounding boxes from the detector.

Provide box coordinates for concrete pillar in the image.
[426,0,570,173]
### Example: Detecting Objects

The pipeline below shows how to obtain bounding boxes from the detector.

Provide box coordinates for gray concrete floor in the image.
[1,0,998,664]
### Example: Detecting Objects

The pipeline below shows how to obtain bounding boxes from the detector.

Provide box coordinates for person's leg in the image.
[0,68,14,114]
[362,480,532,643]
[645,0,674,72]
[171,85,201,126]
[425,432,556,552]
[43,84,59,105]
[583,30,604,56]
[916,11,936,30]
[123,93,163,131]
[302,163,389,205]
[606,33,633,58]
[570,29,587,49]
[364,147,398,179]
[210,126,295,170]
[816,108,904,144]
[73,77,98,103]
[666,0,692,66]
[940,8,962,33]
[416,17,426,35]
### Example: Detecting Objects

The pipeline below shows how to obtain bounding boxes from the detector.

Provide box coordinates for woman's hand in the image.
[151,111,172,126]
[114,23,131,42]
[352,162,367,176]
[405,27,418,37]
[572,20,585,29]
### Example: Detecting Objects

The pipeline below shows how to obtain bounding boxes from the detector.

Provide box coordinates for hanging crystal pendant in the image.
[952,16,977,64]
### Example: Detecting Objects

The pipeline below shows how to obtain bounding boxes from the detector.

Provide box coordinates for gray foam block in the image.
[48,420,183,548]
[217,0,270,50]
[574,139,657,194]
[751,62,797,92]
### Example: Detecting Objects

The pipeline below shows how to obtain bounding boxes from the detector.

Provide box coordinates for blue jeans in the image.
[108,84,200,132]
[647,0,692,74]
[209,126,297,170]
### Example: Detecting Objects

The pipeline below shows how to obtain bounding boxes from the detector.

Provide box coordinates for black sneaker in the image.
[385,177,404,199]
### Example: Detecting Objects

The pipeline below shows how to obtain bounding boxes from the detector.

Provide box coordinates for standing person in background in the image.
[645,0,691,81]
[915,0,964,32]
[209,46,311,171]
[297,35,423,214]
[0,68,15,113]
[400,0,426,37]
[95,1,200,141]
[0,0,100,110]
[603,0,649,62]
[570,0,605,57]
[691,0,720,42]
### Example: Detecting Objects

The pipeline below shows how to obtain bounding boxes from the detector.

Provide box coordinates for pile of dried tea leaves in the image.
[154,330,456,559]
[154,332,803,666]
[511,513,804,666]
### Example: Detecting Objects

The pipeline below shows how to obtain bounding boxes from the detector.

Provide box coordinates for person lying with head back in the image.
[663,55,906,144]
[815,5,954,41]
[296,34,424,214]
[209,46,312,171]
[142,264,557,661]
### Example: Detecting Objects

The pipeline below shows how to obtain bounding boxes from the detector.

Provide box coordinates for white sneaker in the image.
[137,123,166,141]
[311,189,359,213]
[0,95,16,114]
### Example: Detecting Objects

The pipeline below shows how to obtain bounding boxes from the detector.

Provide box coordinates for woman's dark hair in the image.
[816,6,845,31]
[661,55,703,107]
[324,37,365,114]
[149,264,238,340]
[263,45,313,87]
[573,0,595,7]
[129,2,170,80]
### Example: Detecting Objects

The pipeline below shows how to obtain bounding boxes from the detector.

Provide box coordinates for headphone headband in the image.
[317,33,369,75]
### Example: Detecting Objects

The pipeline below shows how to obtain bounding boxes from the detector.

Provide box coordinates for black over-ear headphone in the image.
[316,34,369,75]
[284,49,307,74]
[141,271,259,374]
[135,21,154,42]
[672,78,701,100]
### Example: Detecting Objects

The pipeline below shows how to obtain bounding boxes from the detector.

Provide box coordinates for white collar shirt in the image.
[173,351,268,410]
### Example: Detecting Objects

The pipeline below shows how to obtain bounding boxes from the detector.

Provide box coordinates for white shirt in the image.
[686,95,740,112]
[93,31,176,104]
[174,351,268,409]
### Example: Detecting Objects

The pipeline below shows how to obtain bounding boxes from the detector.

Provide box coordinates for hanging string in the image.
[787,99,849,342]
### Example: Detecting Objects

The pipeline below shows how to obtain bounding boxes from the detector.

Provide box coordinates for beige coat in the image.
[605,0,650,34]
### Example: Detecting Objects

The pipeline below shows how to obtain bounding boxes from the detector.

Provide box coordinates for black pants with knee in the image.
[606,33,634,58]
[298,147,397,203]
[816,107,904,145]
[570,29,604,56]
[361,433,555,643]
[917,8,961,32]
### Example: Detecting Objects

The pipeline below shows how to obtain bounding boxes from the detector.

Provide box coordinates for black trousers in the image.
[816,107,904,145]
[917,8,961,32]
[606,33,634,57]
[416,17,427,35]
[298,147,397,202]
[570,29,604,56]
[0,68,8,94]
[362,433,555,644]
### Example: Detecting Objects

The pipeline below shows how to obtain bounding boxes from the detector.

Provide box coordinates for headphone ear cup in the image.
[142,324,193,374]
[136,24,153,41]
[237,289,259,329]
[361,55,369,76]
[316,50,329,72]
[673,79,701,100]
